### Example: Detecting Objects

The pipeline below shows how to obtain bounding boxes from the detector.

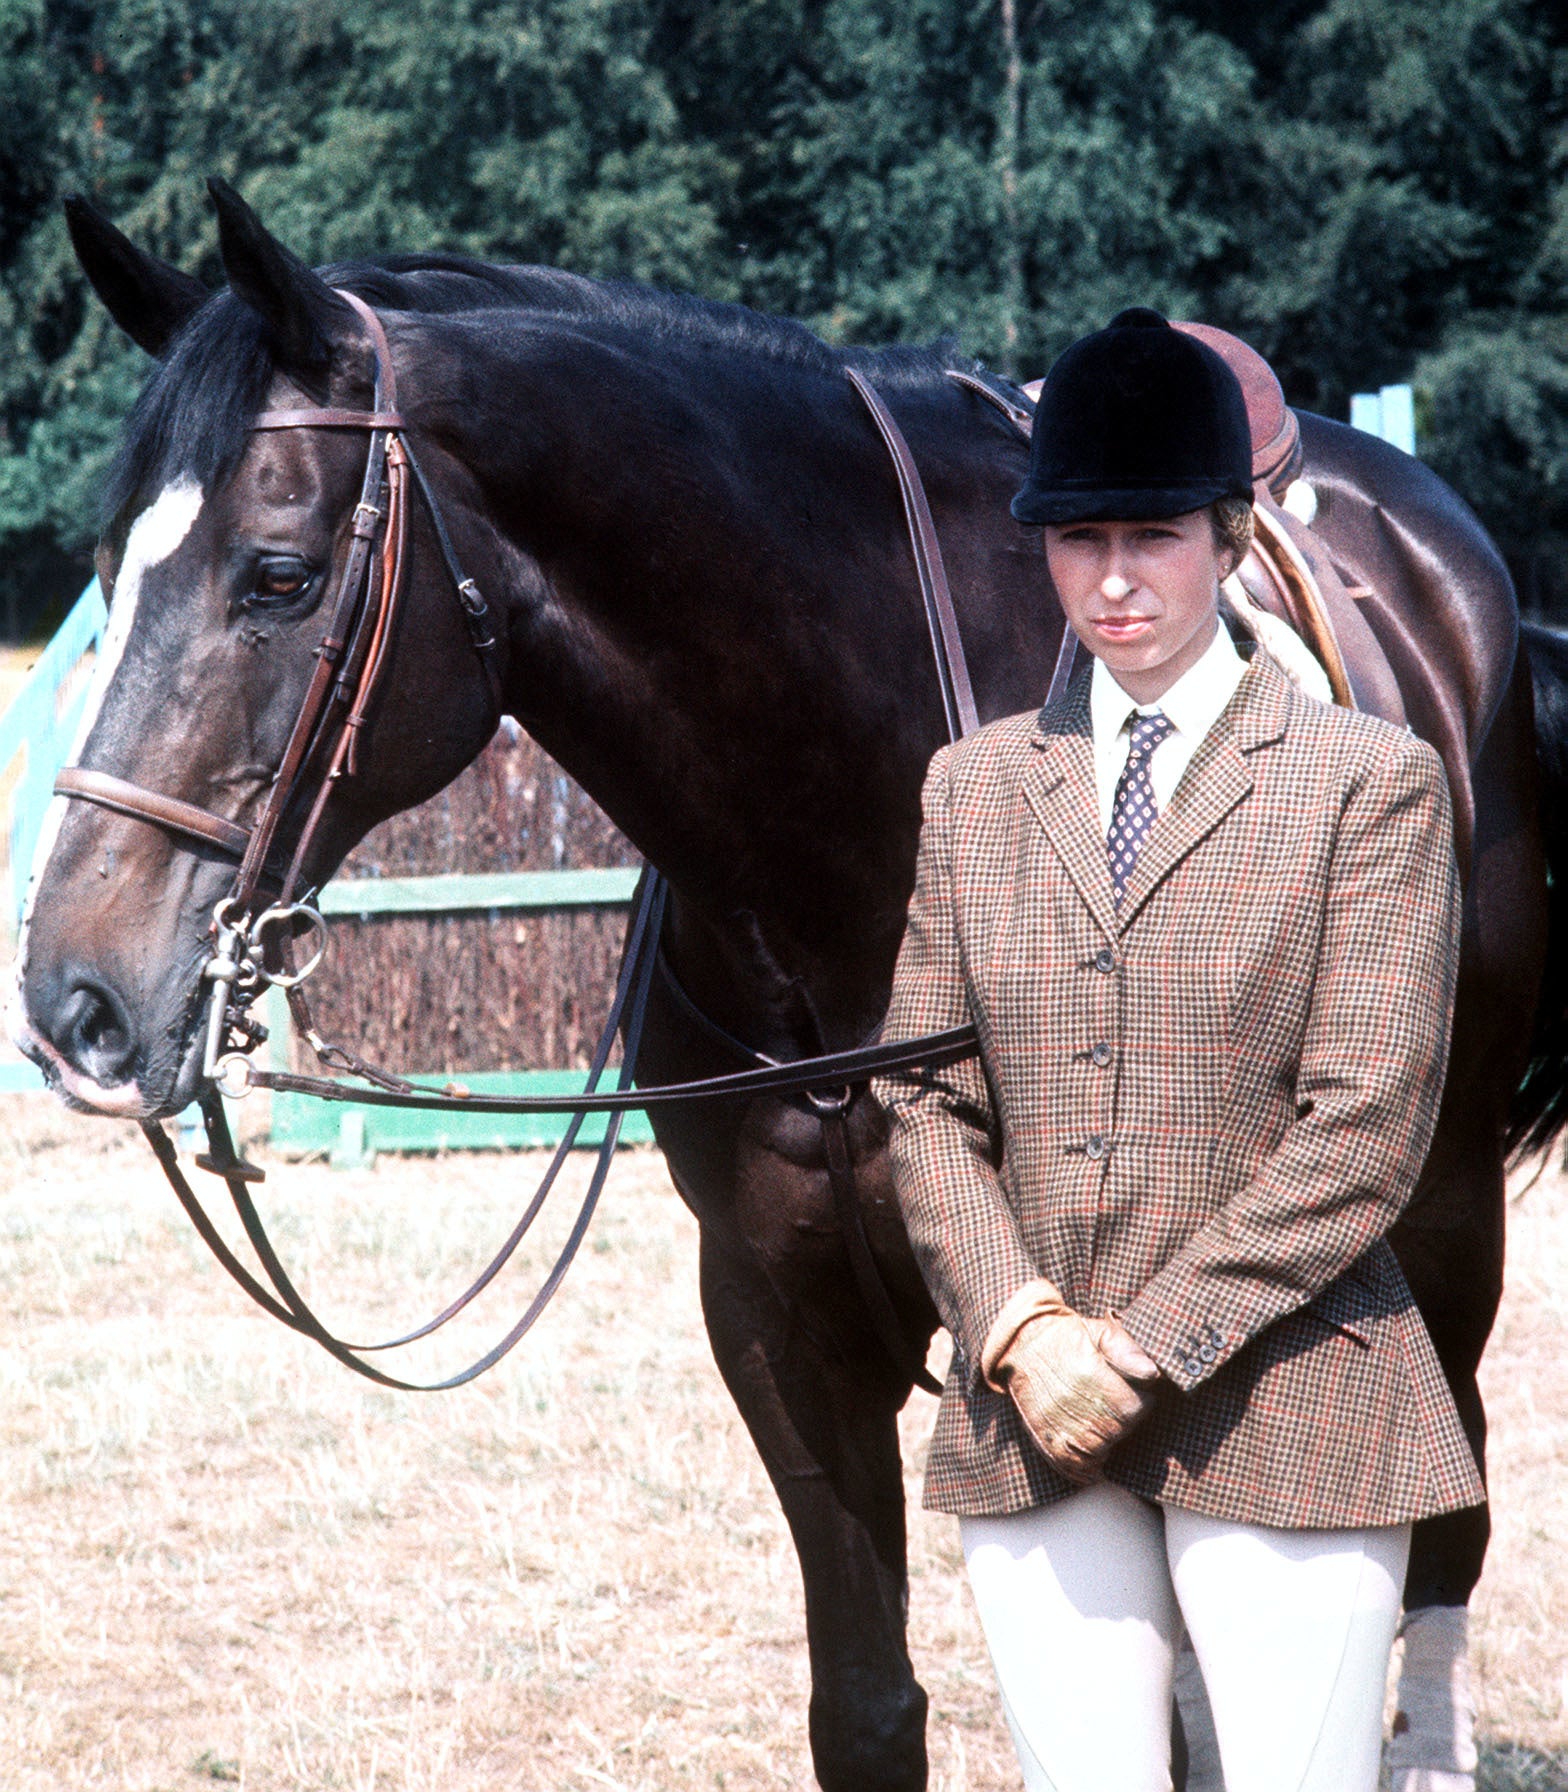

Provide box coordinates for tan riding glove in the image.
[981,1280,1162,1486]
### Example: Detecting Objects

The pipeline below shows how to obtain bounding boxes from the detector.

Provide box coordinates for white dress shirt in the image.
[1088,619,1248,833]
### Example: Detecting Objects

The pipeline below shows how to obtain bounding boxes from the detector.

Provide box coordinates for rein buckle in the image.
[195,1141,265,1182]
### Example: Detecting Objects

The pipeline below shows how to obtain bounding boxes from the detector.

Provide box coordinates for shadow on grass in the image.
[1478,1740,1568,1790]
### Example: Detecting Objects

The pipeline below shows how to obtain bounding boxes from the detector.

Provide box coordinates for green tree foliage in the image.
[1,0,1566,628]
[0,0,729,628]
[1218,0,1568,592]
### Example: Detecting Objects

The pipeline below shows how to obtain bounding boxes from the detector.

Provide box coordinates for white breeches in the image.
[960,1484,1410,1792]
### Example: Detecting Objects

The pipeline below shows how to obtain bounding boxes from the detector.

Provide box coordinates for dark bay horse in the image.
[12,181,1564,1791]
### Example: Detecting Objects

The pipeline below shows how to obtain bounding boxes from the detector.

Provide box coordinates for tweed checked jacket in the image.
[875,648,1483,1528]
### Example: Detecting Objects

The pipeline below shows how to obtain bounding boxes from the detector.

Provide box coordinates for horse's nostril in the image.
[58,978,137,1084]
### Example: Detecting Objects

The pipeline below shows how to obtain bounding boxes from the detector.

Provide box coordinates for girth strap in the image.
[812,365,998,1393]
[816,1094,942,1394]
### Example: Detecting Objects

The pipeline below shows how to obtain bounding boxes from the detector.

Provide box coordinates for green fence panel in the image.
[1,580,108,921]
[260,882,647,1159]
[319,866,640,915]
[269,1068,653,1160]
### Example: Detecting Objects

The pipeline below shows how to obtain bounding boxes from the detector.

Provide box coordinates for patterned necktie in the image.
[1107,710,1175,905]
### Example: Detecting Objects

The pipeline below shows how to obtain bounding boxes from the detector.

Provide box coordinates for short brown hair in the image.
[1210,495,1255,568]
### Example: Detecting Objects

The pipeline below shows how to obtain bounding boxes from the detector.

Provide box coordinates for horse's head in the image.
[10,182,501,1118]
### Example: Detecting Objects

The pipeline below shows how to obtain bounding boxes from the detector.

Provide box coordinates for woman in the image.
[874,308,1482,1792]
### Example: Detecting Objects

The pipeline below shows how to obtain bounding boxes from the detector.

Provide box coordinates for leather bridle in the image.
[46,303,1017,1391]
[57,290,503,921]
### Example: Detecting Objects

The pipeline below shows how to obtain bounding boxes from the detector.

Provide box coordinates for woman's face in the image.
[1043,509,1232,702]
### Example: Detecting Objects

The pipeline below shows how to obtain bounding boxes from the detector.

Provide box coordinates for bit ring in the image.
[213,1053,256,1100]
[253,902,327,988]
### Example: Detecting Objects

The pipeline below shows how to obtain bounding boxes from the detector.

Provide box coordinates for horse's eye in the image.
[247,556,315,606]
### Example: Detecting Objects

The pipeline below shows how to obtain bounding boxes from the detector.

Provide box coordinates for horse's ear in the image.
[207,176,355,375]
[63,195,209,357]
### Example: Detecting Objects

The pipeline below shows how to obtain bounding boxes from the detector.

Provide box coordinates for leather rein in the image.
[50,301,1023,1390]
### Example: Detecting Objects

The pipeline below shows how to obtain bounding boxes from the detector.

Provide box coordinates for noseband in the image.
[55,290,504,921]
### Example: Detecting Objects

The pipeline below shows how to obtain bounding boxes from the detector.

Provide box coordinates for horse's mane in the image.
[102,252,989,534]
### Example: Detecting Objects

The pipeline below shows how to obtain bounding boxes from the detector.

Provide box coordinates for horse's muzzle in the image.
[9,963,192,1118]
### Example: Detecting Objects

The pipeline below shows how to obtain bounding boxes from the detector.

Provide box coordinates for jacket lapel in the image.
[1114,650,1292,930]
[1021,671,1120,942]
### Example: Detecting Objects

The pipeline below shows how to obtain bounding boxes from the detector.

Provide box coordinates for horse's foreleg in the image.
[698,1232,928,1792]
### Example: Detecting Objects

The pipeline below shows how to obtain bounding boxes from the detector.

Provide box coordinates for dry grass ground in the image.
[0,1101,1562,1791]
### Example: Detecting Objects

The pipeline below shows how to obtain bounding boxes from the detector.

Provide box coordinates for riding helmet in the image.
[1011,307,1254,525]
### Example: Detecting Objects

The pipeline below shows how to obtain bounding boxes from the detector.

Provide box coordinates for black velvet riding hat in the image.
[1011,307,1254,525]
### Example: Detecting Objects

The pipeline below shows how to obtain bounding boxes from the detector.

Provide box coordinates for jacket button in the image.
[1184,1358,1203,1377]
[1091,1042,1112,1067]
[1095,948,1116,974]
[1085,1134,1106,1160]
[1199,1345,1216,1363]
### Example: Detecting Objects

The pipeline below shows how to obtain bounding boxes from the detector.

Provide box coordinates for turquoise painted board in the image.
[269,1069,654,1156]
[1350,384,1417,456]
[1,580,108,921]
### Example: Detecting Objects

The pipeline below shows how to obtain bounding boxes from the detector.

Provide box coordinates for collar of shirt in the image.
[1087,619,1248,832]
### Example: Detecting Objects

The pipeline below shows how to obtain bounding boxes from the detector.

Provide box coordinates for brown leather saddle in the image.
[1172,323,1405,727]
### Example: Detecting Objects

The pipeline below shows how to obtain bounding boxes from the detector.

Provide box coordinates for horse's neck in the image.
[433,351,933,1035]
[419,318,1043,1046]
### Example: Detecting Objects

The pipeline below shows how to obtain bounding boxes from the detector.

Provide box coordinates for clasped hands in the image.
[982,1280,1162,1486]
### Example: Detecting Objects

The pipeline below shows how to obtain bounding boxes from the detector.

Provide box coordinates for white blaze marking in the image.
[9,479,205,1065]
[69,477,206,761]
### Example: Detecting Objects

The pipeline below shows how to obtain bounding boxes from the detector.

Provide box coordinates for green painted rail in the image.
[319,866,640,917]
[271,867,649,1162]
[270,1068,655,1162]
